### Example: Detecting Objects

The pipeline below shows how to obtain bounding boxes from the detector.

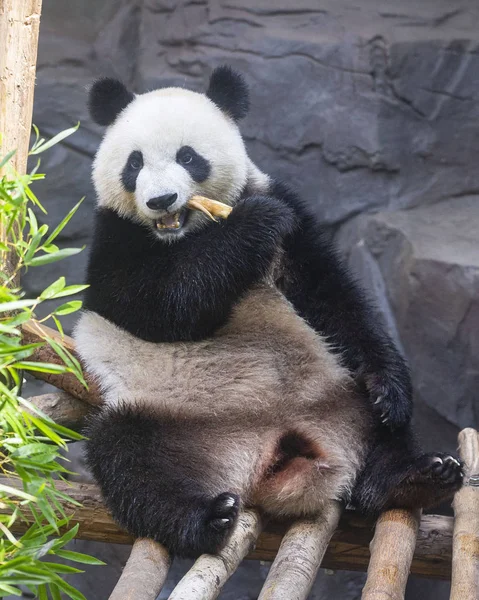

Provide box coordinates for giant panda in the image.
[74,66,463,558]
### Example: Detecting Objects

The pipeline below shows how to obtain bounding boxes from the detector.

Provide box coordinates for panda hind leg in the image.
[84,404,240,558]
[351,426,464,514]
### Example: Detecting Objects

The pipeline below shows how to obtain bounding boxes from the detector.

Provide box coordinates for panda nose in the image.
[146,193,178,211]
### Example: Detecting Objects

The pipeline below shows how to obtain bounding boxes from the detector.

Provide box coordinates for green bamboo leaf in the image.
[11,443,58,460]
[52,314,64,337]
[42,244,59,253]
[0,149,16,169]
[14,361,69,374]
[50,284,89,299]
[25,247,83,267]
[53,301,82,316]
[30,124,41,152]
[0,583,22,596]
[44,563,84,574]
[29,157,42,176]
[27,207,39,236]
[35,495,59,531]
[44,198,84,247]
[0,342,43,356]
[23,229,44,263]
[24,415,65,446]
[55,550,106,565]
[39,277,66,300]
[52,524,79,548]
[45,420,84,442]
[29,123,80,155]
[49,583,62,600]
[0,299,35,312]
[0,483,37,502]
[53,577,87,600]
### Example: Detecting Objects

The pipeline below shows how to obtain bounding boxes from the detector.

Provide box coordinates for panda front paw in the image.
[230,196,297,240]
[364,369,413,430]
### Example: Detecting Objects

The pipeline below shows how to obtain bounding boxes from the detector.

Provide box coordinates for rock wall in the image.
[23,1,478,598]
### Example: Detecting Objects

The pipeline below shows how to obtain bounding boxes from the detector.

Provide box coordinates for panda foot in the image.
[390,453,464,510]
[208,492,240,534]
[384,452,464,508]
[414,453,464,487]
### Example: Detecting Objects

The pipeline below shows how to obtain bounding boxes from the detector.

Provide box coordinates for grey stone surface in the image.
[15,0,478,598]
[337,196,479,431]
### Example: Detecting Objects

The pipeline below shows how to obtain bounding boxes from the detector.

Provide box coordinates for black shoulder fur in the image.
[83,196,296,342]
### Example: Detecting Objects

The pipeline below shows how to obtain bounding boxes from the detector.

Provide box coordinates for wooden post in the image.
[0,0,42,174]
[257,501,342,600]
[450,428,479,600]
[0,0,42,284]
[169,510,263,600]
[109,539,171,600]
[361,508,421,600]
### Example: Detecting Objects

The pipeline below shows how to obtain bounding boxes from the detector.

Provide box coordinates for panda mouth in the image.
[154,210,187,232]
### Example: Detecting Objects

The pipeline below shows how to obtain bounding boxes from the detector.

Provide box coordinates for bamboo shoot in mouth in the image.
[188,195,233,221]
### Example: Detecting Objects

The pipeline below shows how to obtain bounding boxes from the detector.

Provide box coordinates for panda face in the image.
[92,88,249,241]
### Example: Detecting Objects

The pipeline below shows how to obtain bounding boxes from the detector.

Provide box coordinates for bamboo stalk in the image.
[109,539,171,600]
[21,320,102,405]
[0,476,456,578]
[257,501,342,600]
[169,510,263,600]
[361,508,421,600]
[450,428,479,600]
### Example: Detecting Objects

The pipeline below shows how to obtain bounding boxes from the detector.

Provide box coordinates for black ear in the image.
[206,66,249,122]
[88,78,135,126]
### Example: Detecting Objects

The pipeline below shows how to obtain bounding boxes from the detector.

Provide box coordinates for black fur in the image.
[351,427,463,513]
[176,145,211,183]
[269,181,413,431]
[85,405,240,558]
[83,196,297,342]
[89,78,134,126]
[121,151,143,192]
[206,66,249,122]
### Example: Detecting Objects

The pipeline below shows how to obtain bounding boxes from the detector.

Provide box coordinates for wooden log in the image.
[0,0,42,281]
[0,477,455,578]
[361,508,421,600]
[258,501,342,600]
[450,428,479,600]
[109,539,171,600]
[21,320,102,406]
[26,392,91,430]
[169,510,263,600]
[0,0,42,174]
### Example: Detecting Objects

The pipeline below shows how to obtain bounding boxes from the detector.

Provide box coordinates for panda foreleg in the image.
[351,426,464,513]
[270,181,413,431]
[84,404,240,558]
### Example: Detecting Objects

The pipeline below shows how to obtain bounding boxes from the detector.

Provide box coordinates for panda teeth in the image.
[155,212,181,230]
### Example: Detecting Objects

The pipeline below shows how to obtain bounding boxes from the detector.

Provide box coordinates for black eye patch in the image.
[121,150,143,192]
[176,146,210,183]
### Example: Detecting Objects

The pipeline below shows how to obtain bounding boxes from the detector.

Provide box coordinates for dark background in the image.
[23,1,479,598]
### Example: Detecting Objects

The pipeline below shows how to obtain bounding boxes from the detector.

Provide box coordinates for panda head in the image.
[89,66,265,241]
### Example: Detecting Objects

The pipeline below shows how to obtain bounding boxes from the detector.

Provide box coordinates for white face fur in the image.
[93,88,257,241]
